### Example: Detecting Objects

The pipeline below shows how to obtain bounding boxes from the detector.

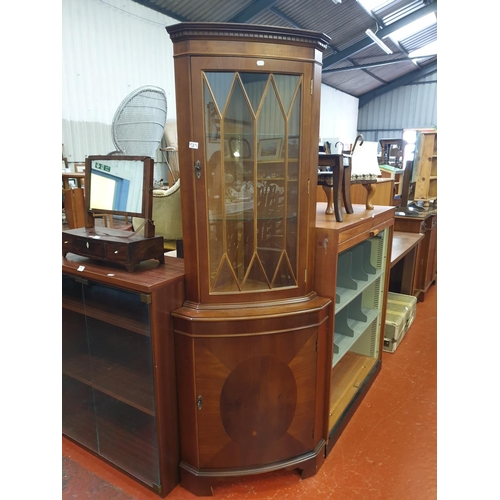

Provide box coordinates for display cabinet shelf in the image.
[327,351,376,431]
[62,347,155,415]
[335,269,383,309]
[333,308,380,364]
[62,296,151,337]
[314,204,394,454]
[62,376,160,483]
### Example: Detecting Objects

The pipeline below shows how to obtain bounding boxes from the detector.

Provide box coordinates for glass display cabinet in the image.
[62,255,185,497]
[167,23,332,496]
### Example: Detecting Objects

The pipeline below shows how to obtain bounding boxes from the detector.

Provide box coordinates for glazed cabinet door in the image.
[62,275,98,453]
[186,58,315,303]
[62,274,161,489]
[181,328,319,470]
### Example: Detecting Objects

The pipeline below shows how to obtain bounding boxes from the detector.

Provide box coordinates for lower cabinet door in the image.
[192,327,319,470]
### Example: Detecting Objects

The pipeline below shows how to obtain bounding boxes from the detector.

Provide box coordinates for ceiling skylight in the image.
[389,12,437,42]
[409,40,437,61]
[357,0,392,12]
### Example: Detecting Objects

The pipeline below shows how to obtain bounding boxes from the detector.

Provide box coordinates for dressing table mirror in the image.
[62,155,165,271]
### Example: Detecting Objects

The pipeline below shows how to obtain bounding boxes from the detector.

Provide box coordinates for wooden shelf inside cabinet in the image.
[62,351,155,415]
[328,352,378,433]
[333,307,380,363]
[63,296,151,336]
[62,374,162,485]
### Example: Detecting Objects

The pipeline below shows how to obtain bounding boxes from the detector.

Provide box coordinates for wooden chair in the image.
[317,135,380,221]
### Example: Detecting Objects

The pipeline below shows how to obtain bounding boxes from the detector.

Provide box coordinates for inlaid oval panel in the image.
[220,355,297,449]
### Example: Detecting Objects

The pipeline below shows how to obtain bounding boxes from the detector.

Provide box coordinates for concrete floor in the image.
[62,284,437,500]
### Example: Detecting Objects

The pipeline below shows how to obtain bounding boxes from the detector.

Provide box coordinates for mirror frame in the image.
[84,155,155,237]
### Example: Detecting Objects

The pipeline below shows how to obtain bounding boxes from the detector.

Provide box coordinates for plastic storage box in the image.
[383,292,417,353]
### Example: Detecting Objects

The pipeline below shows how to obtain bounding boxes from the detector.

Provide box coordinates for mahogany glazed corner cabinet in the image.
[166,23,333,495]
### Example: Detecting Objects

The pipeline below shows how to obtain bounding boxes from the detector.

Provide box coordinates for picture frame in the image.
[281,136,300,158]
[257,138,283,160]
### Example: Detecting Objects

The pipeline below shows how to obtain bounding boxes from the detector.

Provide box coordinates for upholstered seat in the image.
[132,178,183,253]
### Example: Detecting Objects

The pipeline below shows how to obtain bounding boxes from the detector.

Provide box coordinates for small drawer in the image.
[73,237,105,258]
[338,219,391,252]
[105,242,129,262]
[62,235,75,251]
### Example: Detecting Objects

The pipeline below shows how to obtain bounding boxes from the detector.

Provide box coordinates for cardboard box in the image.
[383,292,417,353]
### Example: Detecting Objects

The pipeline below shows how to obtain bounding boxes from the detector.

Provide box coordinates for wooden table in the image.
[317,154,345,222]
[317,154,378,223]
[394,210,437,301]
[389,231,424,296]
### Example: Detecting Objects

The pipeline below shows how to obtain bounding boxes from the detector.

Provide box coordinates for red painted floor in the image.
[62,284,437,499]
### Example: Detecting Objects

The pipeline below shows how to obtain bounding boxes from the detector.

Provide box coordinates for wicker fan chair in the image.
[111,85,167,158]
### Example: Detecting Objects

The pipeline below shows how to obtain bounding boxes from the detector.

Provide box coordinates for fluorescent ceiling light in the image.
[331,0,342,4]
[365,29,393,54]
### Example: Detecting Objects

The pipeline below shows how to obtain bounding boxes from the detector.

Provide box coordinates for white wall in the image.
[62,0,178,176]
[319,84,359,149]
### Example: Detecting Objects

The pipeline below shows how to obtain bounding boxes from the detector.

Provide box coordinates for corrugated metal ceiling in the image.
[132,0,437,105]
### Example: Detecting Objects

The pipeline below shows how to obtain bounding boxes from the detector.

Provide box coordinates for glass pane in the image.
[256,77,286,283]
[240,72,269,112]
[83,282,160,487]
[205,72,233,115]
[62,274,98,452]
[274,74,300,115]
[94,391,159,486]
[204,71,301,293]
[285,87,301,273]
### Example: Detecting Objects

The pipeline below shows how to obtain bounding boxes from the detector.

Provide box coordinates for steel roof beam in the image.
[323,55,436,73]
[229,0,277,23]
[358,61,437,107]
[269,6,302,29]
